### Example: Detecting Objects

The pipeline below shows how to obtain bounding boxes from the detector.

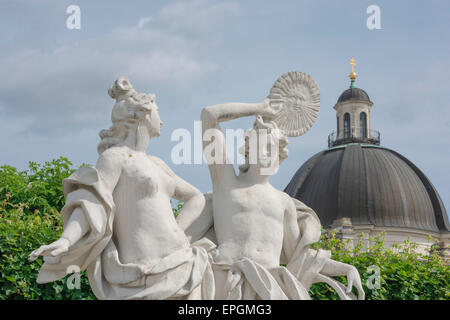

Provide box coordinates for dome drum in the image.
[328,129,380,148]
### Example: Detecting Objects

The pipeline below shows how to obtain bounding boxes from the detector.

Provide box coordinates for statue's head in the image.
[98,77,162,154]
[238,116,289,175]
[108,77,135,101]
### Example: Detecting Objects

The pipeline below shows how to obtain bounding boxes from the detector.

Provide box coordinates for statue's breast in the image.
[119,155,175,199]
[128,167,159,197]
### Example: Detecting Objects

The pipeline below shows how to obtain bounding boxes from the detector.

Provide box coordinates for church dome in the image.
[337,87,371,104]
[284,143,449,234]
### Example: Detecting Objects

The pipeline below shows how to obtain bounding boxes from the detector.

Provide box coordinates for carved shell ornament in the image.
[267,71,320,137]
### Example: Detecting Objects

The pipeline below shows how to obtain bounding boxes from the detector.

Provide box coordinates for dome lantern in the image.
[328,58,380,148]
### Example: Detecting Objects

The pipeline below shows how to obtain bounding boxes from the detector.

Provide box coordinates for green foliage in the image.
[1,158,449,300]
[0,157,77,216]
[0,158,95,299]
[172,200,184,218]
[309,230,450,300]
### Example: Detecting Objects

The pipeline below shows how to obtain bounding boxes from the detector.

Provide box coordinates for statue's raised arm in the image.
[200,99,278,182]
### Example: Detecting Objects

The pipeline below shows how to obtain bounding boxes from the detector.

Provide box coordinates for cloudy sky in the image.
[1,0,449,210]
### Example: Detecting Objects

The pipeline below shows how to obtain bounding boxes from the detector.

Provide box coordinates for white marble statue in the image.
[177,72,365,300]
[29,77,216,300]
[29,73,364,301]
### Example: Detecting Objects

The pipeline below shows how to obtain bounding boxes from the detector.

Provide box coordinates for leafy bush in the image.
[0,158,449,300]
[309,230,450,300]
[0,157,95,299]
[0,157,81,215]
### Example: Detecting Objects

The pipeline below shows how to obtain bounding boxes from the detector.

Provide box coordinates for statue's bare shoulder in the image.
[94,147,131,188]
[101,145,129,158]
[147,155,176,177]
[269,186,296,212]
[97,147,129,169]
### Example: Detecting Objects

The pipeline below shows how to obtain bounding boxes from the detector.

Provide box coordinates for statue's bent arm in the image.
[150,155,206,232]
[176,192,214,243]
[201,105,236,181]
[59,207,89,246]
[282,195,302,261]
[200,101,270,181]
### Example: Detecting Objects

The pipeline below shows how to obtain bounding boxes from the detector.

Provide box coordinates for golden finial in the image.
[349,57,357,82]
[349,57,357,88]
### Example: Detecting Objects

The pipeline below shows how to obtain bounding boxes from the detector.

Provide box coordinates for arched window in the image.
[360,112,367,138]
[344,113,350,139]
[337,116,340,136]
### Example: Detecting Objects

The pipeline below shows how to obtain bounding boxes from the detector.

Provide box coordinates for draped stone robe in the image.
[183,193,357,300]
[36,166,216,300]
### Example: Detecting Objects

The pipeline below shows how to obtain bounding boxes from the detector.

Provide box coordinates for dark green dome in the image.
[285,143,449,233]
[337,87,371,104]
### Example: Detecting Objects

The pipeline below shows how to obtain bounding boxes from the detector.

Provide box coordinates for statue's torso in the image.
[112,150,189,266]
[212,178,286,269]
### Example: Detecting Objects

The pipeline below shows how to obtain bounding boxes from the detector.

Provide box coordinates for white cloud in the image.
[137,17,152,29]
[155,0,240,34]
[0,0,239,135]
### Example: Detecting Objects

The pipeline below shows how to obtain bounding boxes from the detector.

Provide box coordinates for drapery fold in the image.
[36,166,216,300]
[184,196,355,300]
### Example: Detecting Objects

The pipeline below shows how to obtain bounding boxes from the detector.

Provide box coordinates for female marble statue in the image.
[29,77,215,300]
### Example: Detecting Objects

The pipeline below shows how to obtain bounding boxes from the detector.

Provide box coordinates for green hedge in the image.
[0,158,449,300]
[0,157,95,299]
[309,231,449,300]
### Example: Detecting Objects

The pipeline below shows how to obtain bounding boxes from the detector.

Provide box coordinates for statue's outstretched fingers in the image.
[29,245,51,261]
[28,251,38,261]
[34,243,59,258]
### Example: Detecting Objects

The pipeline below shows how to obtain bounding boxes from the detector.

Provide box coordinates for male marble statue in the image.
[29,77,216,300]
[178,72,365,300]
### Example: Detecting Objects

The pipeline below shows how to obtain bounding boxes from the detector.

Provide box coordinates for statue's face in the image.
[144,104,163,138]
[243,129,281,175]
[257,131,279,172]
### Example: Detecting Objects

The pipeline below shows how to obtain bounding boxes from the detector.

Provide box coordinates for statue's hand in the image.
[28,238,70,262]
[346,265,365,300]
[259,98,279,120]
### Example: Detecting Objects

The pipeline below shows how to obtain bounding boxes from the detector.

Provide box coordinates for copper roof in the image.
[337,87,372,104]
[285,144,449,233]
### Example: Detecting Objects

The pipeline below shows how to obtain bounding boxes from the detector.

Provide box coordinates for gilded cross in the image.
[350,57,356,73]
[349,57,357,83]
